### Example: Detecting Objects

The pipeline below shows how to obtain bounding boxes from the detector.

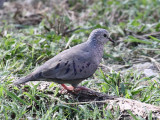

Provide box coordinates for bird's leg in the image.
[61,84,90,94]
[61,84,74,91]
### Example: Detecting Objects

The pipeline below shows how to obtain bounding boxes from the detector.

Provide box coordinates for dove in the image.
[14,28,114,91]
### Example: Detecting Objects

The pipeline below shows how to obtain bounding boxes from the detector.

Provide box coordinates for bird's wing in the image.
[37,45,98,81]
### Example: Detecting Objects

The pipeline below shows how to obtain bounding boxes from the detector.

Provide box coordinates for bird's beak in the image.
[108,37,115,44]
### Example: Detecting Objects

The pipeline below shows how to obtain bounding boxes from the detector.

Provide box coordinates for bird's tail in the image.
[14,74,35,85]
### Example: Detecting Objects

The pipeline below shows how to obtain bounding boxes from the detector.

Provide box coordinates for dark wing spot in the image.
[73,60,77,75]
[80,69,82,72]
[68,64,70,67]
[65,67,70,74]
[82,66,84,69]
[86,62,91,67]
[59,59,62,61]
[65,61,69,66]
[55,63,60,69]
[34,71,43,78]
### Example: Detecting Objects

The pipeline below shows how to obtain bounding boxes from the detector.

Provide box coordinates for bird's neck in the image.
[94,44,104,61]
[87,40,104,63]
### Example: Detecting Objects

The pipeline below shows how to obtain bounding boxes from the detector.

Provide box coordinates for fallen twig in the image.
[46,88,160,119]
[139,55,160,71]
[68,89,160,119]
[62,27,80,36]
[137,48,160,51]
[142,32,160,38]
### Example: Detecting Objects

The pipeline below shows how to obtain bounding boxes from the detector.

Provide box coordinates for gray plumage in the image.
[14,28,113,87]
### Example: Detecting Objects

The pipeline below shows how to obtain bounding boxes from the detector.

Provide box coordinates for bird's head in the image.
[88,28,114,44]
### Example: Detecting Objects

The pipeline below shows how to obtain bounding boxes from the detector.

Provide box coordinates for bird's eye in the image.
[103,34,107,37]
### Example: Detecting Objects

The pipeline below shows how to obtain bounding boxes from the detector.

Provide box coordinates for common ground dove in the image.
[14,28,114,91]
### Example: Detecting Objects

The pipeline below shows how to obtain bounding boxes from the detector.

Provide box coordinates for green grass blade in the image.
[23,92,40,106]
[3,88,27,105]
[125,36,152,44]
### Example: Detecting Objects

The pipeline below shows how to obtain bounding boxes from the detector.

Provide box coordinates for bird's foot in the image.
[60,84,90,94]
[61,84,74,91]
[60,84,74,94]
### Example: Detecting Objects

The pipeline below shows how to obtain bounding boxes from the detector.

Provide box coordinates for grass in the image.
[0,0,160,119]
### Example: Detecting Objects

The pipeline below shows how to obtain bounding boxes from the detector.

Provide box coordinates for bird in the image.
[14,28,114,91]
